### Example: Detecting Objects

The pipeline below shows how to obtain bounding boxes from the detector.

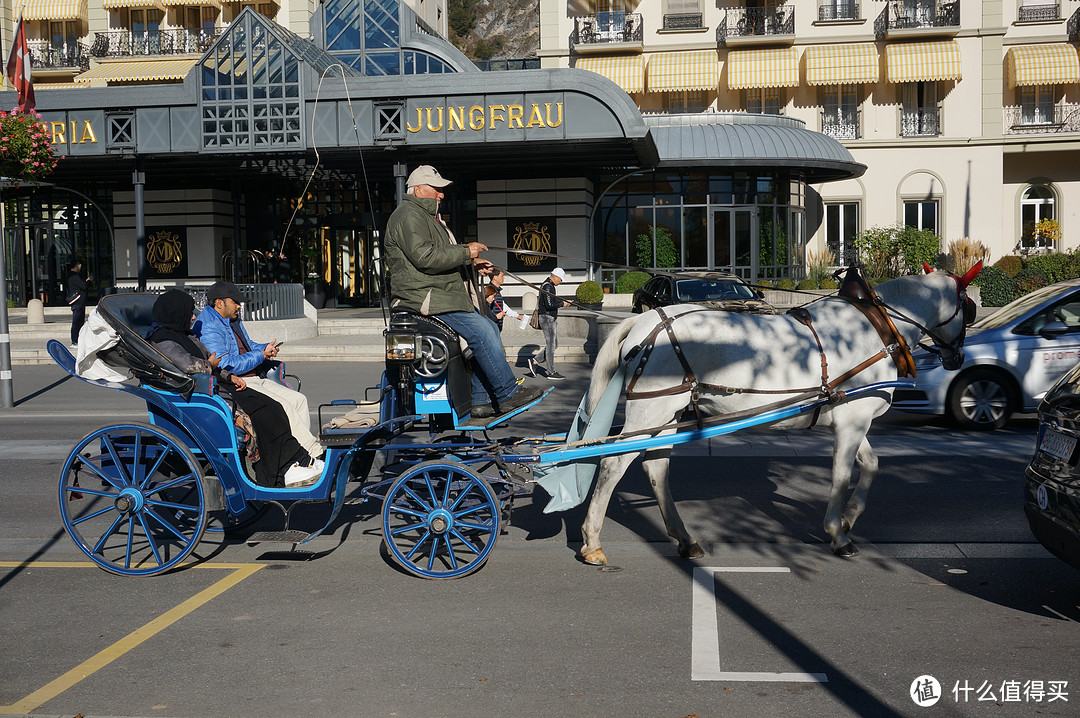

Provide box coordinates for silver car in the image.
[892,278,1080,429]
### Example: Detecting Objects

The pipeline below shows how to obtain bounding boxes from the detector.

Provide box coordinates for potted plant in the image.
[574,280,605,310]
[0,110,60,182]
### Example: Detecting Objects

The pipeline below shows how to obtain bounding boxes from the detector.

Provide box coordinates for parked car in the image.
[892,278,1080,429]
[1024,362,1080,570]
[631,272,778,314]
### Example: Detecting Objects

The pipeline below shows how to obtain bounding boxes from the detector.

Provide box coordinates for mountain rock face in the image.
[449,0,539,61]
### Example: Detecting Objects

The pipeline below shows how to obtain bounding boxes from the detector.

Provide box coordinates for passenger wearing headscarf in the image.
[147,290,321,488]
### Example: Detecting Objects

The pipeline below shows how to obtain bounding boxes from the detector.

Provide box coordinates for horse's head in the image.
[919,261,981,370]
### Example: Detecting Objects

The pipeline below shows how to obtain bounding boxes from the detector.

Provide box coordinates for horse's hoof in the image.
[832,542,859,558]
[680,542,706,560]
[581,548,608,566]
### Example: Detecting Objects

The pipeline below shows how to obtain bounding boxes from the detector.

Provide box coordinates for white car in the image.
[892,278,1080,429]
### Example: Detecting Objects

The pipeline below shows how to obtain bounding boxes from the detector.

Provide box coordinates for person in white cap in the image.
[384,165,544,418]
[528,267,571,381]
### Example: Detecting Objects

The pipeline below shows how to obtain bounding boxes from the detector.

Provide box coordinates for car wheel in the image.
[947,368,1013,430]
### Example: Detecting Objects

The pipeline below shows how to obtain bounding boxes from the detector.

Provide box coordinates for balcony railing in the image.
[875,0,959,38]
[28,40,90,71]
[91,29,220,58]
[819,2,859,21]
[821,109,861,139]
[473,58,541,71]
[718,5,795,45]
[572,12,643,49]
[1018,2,1059,22]
[663,12,703,29]
[1004,103,1080,134]
[901,106,941,137]
[1069,6,1080,40]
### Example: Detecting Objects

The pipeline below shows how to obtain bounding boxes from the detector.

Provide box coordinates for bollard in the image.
[521,291,537,312]
[26,298,45,324]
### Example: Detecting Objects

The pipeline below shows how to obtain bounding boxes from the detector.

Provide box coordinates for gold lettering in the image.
[407,107,423,133]
[51,121,66,145]
[507,105,524,129]
[526,105,545,128]
[488,104,505,130]
[469,106,485,130]
[448,106,465,131]
[425,107,443,132]
[70,121,77,143]
[79,120,97,144]
[545,102,564,128]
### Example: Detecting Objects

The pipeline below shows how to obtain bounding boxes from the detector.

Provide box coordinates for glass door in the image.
[711,207,755,279]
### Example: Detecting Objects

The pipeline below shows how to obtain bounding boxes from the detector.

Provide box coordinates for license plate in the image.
[1039,428,1077,462]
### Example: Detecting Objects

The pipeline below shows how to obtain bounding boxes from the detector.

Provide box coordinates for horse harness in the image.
[621,270,917,428]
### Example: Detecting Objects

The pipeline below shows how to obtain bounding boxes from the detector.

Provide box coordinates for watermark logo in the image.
[911,675,942,707]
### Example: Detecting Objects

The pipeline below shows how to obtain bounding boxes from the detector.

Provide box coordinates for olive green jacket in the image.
[385,194,474,315]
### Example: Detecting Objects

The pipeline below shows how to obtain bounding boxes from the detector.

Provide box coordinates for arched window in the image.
[1021,185,1057,250]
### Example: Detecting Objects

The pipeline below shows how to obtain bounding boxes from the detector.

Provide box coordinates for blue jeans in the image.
[439,310,519,406]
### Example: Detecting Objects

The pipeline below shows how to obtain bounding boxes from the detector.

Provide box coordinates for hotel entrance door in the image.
[711,207,756,279]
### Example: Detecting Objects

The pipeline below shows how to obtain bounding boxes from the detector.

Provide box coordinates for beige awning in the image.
[885,41,962,83]
[33,81,83,90]
[161,0,221,6]
[102,0,166,9]
[647,50,718,92]
[20,0,88,21]
[726,47,799,89]
[1005,44,1080,86]
[74,58,198,83]
[805,43,879,86]
[575,54,645,94]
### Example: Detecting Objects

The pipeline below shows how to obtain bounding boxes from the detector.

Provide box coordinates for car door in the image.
[1012,294,1080,404]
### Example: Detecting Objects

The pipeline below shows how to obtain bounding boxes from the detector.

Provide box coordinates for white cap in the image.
[406,165,452,188]
[551,267,566,280]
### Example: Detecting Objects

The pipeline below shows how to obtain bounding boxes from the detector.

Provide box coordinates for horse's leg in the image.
[840,436,878,535]
[580,451,639,565]
[825,420,872,557]
[641,447,705,559]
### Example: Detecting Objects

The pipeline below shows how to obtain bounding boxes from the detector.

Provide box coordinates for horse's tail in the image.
[587,314,639,414]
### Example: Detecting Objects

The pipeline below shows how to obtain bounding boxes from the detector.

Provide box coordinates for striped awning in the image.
[1006,44,1080,86]
[102,0,166,9]
[575,55,645,94]
[20,0,88,21]
[161,0,221,6]
[647,50,718,92]
[885,41,962,83]
[726,47,799,90]
[34,81,82,90]
[805,43,879,86]
[74,58,198,83]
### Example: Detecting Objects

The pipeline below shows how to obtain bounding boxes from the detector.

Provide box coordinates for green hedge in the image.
[575,280,604,305]
[973,265,1018,307]
[614,271,650,294]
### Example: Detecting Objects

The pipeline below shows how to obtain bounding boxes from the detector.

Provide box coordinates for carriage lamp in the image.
[385,314,419,362]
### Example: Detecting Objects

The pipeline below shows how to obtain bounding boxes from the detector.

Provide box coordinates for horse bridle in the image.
[879,265,981,368]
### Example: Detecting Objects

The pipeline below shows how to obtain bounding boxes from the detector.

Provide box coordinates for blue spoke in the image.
[401,484,432,512]
[423,474,441,508]
[139,443,172,489]
[132,431,144,488]
[388,503,428,520]
[72,505,119,525]
[91,512,125,553]
[404,530,433,561]
[454,520,493,534]
[449,483,475,511]
[455,503,494,520]
[145,474,197,494]
[449,528,481,555]
[102,434,134,487]
[389,521,426,536]
[442,535,459,570]
[145,498,201,514]
[143,507,191,543]
[137,512,166,566]
[124,516,135,569]
[66,486,117,501]
[75,455,124,489]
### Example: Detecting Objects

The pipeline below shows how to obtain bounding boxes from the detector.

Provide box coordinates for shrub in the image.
[574,280,604,305]
[634,225,678,268]
[614,270,650,294]
[806,247,836,285]
[973,265,1017,307]
[755,279,773,289]
[947,238,989,277]
[1023,253,1080,285]
[818,277,839,290]
[796,278,818,290]
[854,224,941,278]
[776,277,796,290]
[993,255,1022,277]
[1014,265,1049,297]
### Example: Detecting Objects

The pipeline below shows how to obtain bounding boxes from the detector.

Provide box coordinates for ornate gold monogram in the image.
[147,230,183,274]
[511,221,551,267]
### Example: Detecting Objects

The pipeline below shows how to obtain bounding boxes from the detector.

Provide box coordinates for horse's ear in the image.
[922,262,934,274]
[959,260,983,289]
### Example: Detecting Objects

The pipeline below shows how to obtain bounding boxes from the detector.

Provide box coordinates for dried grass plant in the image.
[947,238,989,276]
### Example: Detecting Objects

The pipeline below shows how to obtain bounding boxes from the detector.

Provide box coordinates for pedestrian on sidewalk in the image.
[528,267,570,380]
[65,260,90,347]
[484,269,522,330]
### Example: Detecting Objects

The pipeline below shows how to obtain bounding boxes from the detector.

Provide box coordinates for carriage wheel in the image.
[381,460,500,579]
[58,422,208,576]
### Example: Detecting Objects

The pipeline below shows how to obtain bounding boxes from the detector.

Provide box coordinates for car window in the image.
[676,278,755,302]
[642,277,662,296]
[1015,297,1080,335]
[980,283,1080,330]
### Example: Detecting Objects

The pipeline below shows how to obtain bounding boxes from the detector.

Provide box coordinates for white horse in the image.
[580,266,980,564]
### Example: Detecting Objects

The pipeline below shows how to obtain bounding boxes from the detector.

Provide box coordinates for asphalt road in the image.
[1,362,1078,718]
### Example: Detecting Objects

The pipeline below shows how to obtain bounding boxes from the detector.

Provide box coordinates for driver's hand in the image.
[466,242,488,259]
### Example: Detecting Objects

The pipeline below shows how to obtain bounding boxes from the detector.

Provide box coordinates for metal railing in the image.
[473,58,541,71]
[91,29,220,58]
[1003,104,1080,134]
[718,4,795,45]
[901,106,941,137]
[27,40,90,71]
[819,2,859,21]
[1018,2,1059,22]
[663,12,703,29]
[821,109,861,139]
[875,0,959,37]
[572,12,643,49]
[1069,6,1080,40]
[115,282,306,320]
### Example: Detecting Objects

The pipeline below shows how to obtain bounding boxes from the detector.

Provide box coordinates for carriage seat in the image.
[96,293,199,395]
[389,309,473,418]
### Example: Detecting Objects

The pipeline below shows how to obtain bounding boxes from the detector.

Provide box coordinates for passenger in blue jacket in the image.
[194,281,323,460]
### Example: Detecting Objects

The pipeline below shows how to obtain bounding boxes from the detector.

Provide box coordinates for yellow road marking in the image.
[0,562,265,715]
[0,561,261,569]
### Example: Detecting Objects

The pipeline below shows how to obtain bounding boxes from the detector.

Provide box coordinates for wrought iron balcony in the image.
[1018,2,1059,22]
[1004,104,1080,134]
[572,12,643,50]
[718,4,795,46]
[819,2,859,22]
[28,40,90,71]
[821,109,861,139]
[91,29,220,58]
[900,106,941,137]
[1069,6,1080,40]
[874,0,959,38]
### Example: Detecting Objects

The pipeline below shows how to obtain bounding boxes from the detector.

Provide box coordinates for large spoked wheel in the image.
[381,461,501,579]
[947,368,1013,430]
[58,422,209,576]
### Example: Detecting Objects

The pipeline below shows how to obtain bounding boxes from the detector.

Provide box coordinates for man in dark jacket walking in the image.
[384,165,543,418]
[65,260,90,347]
[528,267,570,380]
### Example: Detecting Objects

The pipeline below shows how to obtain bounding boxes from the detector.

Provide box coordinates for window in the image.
[821,85,859,139]
[904,200,939,234]
[901,82,940,137]
[662,0,703,28]
[746,87,782,114]
[1020,85,1056,125]
[819,1,858,21]
[1021,185,1057,250]
[825,202,860,266]
[665,90,708,113]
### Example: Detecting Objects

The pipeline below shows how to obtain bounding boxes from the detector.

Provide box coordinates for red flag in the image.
[5,16,35,113]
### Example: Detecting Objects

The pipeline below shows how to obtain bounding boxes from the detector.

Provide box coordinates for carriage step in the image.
[246,530,312,546]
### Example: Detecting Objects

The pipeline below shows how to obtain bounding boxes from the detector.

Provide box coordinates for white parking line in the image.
[691,566,829,682]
